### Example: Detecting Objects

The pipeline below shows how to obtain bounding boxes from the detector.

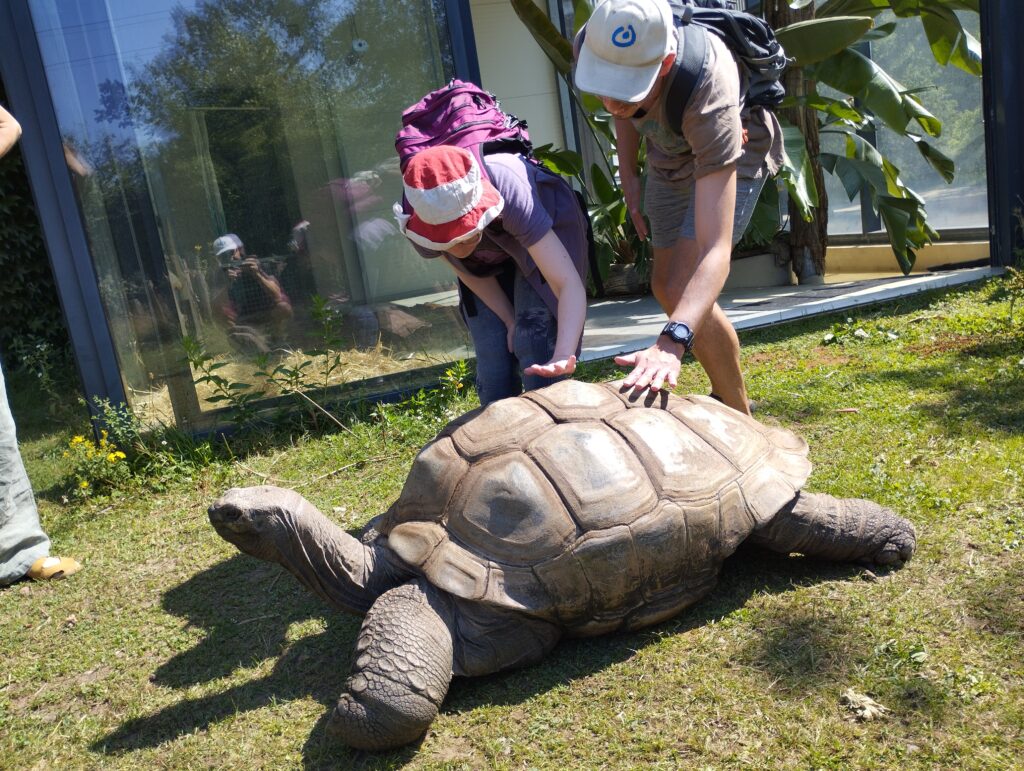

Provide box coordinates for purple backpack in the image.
[395,80,534,177]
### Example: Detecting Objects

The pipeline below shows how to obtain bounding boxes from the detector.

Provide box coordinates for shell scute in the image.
[446,452,577,566]
[527,422,657,530]
[668,397,771,471]
[387,436,467,526]
[449,397,551,460]
[523,379,625,421]
[608,408,738,500]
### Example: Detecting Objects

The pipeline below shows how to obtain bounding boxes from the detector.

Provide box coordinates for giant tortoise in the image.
[208,380,916,750]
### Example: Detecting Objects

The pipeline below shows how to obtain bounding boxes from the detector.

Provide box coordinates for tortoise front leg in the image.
[329,579,455,750]
[750,491,916,566]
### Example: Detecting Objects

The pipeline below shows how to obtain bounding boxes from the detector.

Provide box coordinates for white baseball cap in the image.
[213,233,243,256]
[574,0,676,103]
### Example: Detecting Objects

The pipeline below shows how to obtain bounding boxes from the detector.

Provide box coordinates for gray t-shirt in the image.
[632,30,784,185]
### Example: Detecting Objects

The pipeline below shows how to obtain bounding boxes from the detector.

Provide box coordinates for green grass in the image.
[2,277,1023,770]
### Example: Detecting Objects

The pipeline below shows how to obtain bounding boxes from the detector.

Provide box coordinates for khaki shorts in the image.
[645,164,769,249]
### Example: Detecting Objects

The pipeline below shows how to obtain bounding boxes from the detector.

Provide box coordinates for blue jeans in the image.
[0,359,49,585]
[460,267,565,406]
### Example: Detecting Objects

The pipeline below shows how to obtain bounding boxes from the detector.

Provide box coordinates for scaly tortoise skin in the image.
[209,380,916,750]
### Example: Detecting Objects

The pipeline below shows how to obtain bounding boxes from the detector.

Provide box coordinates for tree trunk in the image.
[763,2,829,281]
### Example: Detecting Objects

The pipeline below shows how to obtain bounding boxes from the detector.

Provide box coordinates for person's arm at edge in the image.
[522,230,586,377]
[0,104,23,159]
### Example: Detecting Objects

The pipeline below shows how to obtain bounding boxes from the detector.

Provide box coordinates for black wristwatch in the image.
[660,320,695,354]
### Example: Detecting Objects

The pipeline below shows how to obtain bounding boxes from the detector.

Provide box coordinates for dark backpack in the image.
[664,0,788,135]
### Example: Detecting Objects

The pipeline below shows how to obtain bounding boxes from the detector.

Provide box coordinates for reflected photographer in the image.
[212,233,292,354]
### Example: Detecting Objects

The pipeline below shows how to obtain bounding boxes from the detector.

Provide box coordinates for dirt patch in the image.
[746,348,852,370]
[423,734,484,765]
[905,333,979,357]
[804,349,854,368]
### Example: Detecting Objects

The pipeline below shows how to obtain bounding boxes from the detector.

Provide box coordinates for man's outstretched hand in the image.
[524,355,577,378]
[614,340,684,393]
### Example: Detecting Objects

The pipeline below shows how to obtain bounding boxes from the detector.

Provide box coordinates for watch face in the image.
[662,321,693,348]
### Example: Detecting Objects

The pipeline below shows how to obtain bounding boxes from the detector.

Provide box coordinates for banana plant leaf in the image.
[908,135,955,183]
[813,47,941,137]
[781,93,865,125]
[817,0,981,75]
[590,163,617,204]
[777,121,818,221]
[533,144,585,178]
[509,0,573,76]
[818,0,979,18]
[736,179,782,250]
[571,0,593,34]
[862,21,898,40]
[920,4,982,75]
[775,16,874,66]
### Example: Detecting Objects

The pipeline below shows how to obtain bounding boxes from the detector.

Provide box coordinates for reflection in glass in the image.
[818,9,987,237]
[29,0,469,429]
[869,11,988,232]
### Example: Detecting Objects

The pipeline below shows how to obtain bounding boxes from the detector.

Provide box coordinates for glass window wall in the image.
[29,0,471,430]
[821,8,987,236]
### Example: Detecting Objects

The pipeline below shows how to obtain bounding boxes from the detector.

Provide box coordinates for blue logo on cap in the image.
[611,24,636,48]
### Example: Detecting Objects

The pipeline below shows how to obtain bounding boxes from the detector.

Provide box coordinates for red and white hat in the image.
[393,145,504,251]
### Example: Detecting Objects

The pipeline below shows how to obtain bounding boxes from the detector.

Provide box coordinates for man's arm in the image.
[616,164,736,391]
[664,164,735,329]
[243,259,290,307]
[614,118,648,241]
[0,104,23,159]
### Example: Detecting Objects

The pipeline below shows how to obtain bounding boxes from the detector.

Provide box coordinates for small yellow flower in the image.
[79,480,89,489]
[106,452,118,463]
[115,451,126,460]
[63,451,70,458]
[71,435,85,445]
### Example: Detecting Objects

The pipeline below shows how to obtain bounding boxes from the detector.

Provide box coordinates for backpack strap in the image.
[665,19,707,138]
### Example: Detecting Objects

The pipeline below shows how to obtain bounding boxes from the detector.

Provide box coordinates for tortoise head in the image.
[208,485,307,562]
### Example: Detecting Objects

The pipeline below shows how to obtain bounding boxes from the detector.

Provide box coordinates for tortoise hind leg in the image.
[750,491,916,566]
[329,579,455,750]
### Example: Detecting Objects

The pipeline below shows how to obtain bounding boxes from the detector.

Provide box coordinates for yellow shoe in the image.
[26,556,82,581]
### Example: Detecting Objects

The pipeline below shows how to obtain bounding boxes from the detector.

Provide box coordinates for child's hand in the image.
[524,355,577,378]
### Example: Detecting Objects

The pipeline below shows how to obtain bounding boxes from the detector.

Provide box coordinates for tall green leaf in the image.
[778,122,818,221]
[908,135,955,183]
[509,0,573,76]
[814,48,941,137]
[817,0,982,74]
[920,6,983,75]
[775,16,874,67]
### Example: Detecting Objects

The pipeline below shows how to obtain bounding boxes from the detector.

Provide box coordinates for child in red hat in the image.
[395,145,589,406]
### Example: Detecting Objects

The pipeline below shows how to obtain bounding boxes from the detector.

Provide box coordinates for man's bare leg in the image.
[650,241,751,416]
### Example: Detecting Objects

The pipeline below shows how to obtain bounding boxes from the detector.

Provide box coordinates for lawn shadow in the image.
[435,547,871,726]
[91,546,885,768]
[873,341,1024,435]
[90,554,362,757]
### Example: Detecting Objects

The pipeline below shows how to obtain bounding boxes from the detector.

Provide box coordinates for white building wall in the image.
[467,0,566,151]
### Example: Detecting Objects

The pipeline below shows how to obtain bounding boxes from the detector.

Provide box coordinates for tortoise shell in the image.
[379,380,810,636]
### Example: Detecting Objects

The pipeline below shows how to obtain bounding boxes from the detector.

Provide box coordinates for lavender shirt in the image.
[413,153,589,315]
